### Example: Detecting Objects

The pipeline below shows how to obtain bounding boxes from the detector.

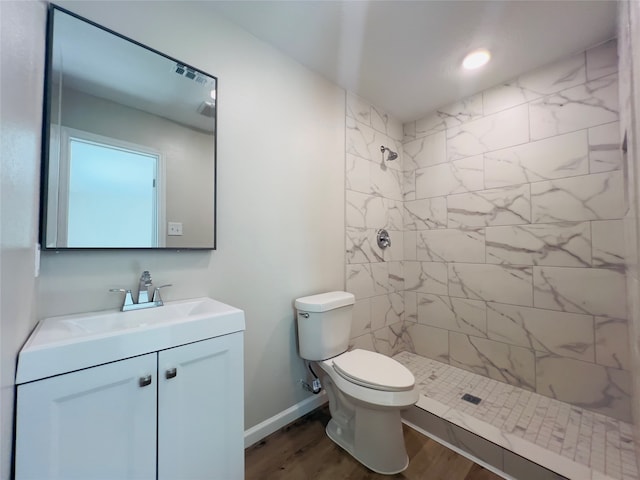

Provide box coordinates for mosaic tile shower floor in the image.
[394,351,638,480]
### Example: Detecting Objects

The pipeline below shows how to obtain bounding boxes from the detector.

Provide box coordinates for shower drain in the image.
[461,393,482,405]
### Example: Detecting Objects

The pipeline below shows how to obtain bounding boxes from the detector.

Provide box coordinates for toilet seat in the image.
[331,349,414,392]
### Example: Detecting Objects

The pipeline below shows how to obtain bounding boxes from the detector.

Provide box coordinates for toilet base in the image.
[325,408,409,475]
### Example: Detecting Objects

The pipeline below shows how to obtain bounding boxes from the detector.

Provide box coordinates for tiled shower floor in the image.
[393,351,639,480]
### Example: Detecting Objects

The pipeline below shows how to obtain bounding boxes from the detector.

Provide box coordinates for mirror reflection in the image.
[42,6,217,249]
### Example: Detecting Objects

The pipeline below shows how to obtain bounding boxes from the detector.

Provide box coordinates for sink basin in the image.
[16,297,245,384]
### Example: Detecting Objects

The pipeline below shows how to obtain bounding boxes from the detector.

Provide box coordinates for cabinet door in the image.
[158,333,244,480]
[15,353,157,480]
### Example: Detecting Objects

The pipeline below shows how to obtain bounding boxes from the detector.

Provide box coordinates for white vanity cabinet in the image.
[158,333,244,480]
[15,332,244,480]
[16,353,158,479]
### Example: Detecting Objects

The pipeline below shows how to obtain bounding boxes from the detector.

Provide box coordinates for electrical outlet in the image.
[168,222,183,236]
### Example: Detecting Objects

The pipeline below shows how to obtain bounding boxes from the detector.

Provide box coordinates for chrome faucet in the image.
[138,271,152,303]
[110,271,172,312]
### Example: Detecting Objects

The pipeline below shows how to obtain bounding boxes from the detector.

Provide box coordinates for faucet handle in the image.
[110,288,135,309]
[152,284,172,304]
[141,270,152,286]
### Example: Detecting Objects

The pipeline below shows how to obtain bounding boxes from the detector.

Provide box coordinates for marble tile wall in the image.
[402,40,633,422]
[345,93,411,355]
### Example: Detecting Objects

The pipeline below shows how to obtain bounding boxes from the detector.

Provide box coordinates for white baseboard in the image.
[244,392,328,448]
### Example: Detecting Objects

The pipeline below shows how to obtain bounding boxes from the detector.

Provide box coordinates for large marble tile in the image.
[370,160,403,201]
[415,93,483,137]
[591,219,625,269]
[529,74,619,141]
[371,292,404,331]
[387,198,405,230]
[483,53,586,115]
[486,222,591,267]
[404,230,417,261]
[417,228,485,263]
[446,104,529,161]
[346,264,375,299]
[370,327,393,356]
[449,332,536,390]
[448,263,533,306]
[486,302,595,362]
[371,105,403,141]
[417,293,486,337]
[403,131,446,171]
[346,116,373,160]
[346,92,371,125]
[586,39,618,81]
[371,261,404,295]
[594,316,631,371]
[415,155,484,198]
[346,190,386,229]
[533,266,627,318]
[381,230,404,263]
[346,153,371,194]
[405,290,417,323]
[589,122,622,173]
[346,228,403,264]
[349,331,376,353]
[403,171,416,202]
[346,116,402,170]
[406,323,449,363]
[346,227,382,264]
[350,298,372,338]
[404,197,447,230]
[535,353,631,422]
[403,121,416,143]
[448,184,531,228]
[404,261,448,295]
[388,321,414,355]
[484,130,589,188]
[531,171,625,223]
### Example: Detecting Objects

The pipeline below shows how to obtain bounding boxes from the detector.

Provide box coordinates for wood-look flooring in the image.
[245,407,504,480]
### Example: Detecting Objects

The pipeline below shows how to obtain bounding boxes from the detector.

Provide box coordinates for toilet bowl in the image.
[295,292,418,475]
[316,349,419,474]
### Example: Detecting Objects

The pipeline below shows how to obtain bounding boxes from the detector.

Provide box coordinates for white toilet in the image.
[295,291,419,475]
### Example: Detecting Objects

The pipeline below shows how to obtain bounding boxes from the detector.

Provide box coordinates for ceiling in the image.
[53,7,217,133]
[208,0,618,123]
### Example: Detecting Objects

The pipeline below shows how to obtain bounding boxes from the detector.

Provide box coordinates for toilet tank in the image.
[295,291,355,361]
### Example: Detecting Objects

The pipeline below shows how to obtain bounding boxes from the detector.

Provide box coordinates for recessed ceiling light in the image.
[462,49,491,70]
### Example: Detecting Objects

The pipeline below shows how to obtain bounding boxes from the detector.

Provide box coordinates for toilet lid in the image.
[332,349,415,392]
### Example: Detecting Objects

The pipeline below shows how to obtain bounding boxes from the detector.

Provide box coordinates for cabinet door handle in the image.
[139,375,152,387]
[165,368,177,379]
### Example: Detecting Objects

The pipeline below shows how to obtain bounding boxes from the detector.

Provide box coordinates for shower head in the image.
[380,145,398,161]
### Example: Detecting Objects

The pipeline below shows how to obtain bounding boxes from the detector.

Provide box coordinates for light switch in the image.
[168,222,183,236]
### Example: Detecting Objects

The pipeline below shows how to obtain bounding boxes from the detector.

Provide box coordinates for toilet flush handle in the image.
[299,312,309,318]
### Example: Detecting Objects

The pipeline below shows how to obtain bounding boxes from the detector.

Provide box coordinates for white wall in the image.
[1,3,345,470]
[0,2,47,478]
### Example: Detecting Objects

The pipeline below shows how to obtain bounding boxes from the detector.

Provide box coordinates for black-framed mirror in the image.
[40,5,217,250]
